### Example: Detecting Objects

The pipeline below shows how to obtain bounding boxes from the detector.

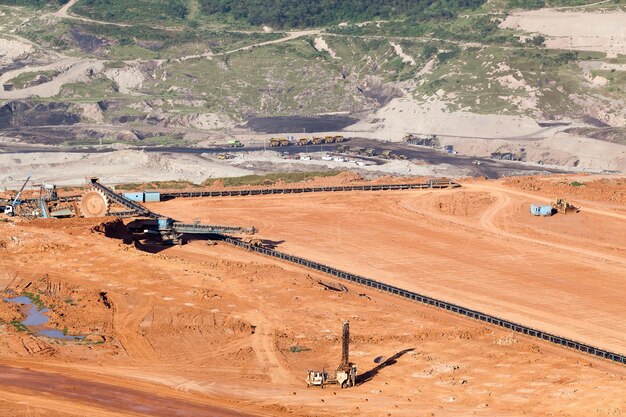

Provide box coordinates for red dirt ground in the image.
[0,174,624,416]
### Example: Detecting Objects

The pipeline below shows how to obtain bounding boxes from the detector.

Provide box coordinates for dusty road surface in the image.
[151,175,626,354]
[0,174,625,416]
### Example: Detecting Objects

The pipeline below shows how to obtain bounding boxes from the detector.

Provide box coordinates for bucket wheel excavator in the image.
[80,188,110,218]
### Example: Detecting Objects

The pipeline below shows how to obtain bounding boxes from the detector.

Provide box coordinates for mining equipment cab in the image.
[306,321,357,389]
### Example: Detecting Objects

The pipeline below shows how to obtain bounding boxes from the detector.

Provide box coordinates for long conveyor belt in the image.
[223,237,626,366]
[159,180,460,200]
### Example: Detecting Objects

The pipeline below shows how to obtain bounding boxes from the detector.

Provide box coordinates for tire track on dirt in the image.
[109,292,158,361]
[470,184,626,265]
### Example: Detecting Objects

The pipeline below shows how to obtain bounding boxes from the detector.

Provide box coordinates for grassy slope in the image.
[1,0,624,127]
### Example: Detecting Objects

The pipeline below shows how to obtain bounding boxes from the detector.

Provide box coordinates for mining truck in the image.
[269,138,290,147]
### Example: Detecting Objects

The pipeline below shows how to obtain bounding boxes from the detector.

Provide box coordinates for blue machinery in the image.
[87,178,255,244]
[224,237,626,366]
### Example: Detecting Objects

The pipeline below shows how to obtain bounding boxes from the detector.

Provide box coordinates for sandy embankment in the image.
[345,97,557,140]
[0,58,105,99]
[0,38,33,67]
[0,150,254,187]
[500,10,626,58]
[0,146,472,188]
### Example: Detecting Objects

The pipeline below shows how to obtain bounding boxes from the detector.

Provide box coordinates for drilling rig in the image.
[306,321,357,389]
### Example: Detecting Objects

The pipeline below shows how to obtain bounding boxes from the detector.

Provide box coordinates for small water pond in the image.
[3,295,84,341]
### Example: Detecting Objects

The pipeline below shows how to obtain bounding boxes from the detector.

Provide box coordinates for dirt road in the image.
[0,365,260,417]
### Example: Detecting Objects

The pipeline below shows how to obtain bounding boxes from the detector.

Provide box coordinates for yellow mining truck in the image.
[311,137,324,144]
[296,137,311,146]
[324,135,336,143]
[334,135,345,142]
[269,138,290,147]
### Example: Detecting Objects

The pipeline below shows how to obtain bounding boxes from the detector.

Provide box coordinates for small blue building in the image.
[144,191,161,202]
[123,192,144,203]
[530,204,553,217]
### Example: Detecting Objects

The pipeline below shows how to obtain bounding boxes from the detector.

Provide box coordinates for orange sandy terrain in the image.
[0,174,624,416]
[151,175,626,354]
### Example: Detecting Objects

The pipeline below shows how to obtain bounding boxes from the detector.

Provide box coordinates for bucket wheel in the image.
[80,189,109,218]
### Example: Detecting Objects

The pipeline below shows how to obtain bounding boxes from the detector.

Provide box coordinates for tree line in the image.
[198,0,486,27]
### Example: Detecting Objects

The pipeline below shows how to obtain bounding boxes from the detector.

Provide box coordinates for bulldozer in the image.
[552,198,579,214]
[306,321,357,389]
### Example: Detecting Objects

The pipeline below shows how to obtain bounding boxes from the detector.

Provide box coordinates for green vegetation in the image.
[199,0,486,28]
[150,39,364,118]
[61,133,186,147]
[507,0,545,9]
[570,181,586,187]
[415,47,597,117]
[330,14,518,46]
[16,17,281,58]
[7,70,58,89]
[10,321,28,332]
[591,69,626,100]
[68,0,487,28]
[203,171,343,187]
[73,0,189,23]
[116,180,200,191]
[0,0,66,7]
[22,291,45,309]
[59,78,124,101]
